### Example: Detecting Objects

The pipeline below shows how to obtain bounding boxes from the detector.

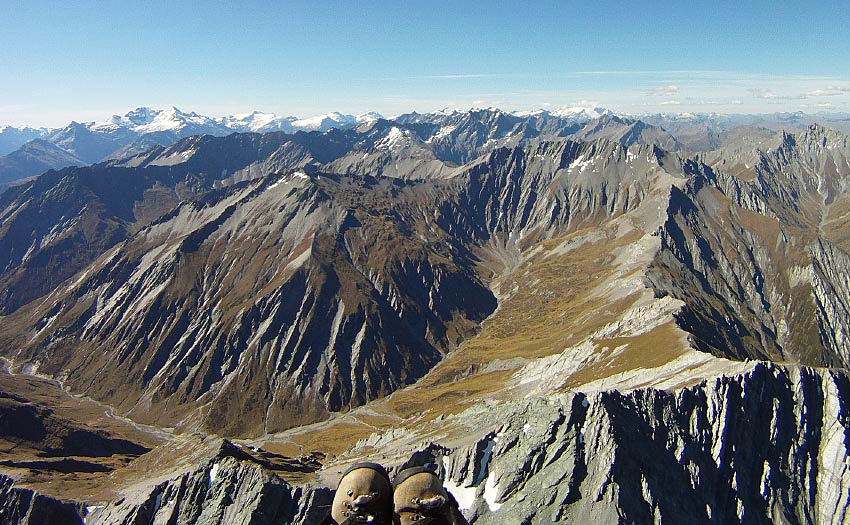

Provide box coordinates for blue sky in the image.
[2,0,849,126]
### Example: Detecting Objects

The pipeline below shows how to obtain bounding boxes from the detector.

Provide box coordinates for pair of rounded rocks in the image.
[320,463,469,525]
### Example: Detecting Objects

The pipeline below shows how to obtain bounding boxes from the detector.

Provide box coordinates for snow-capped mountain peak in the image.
[85,106,224,135]
[290,112,355,132]
[124,107,159,126]
[549,105,616,121]
[218,111,297,133]
[511,109,547,117]
[355,111,383,123]
[374,126,414,151]
[133,106,215,133]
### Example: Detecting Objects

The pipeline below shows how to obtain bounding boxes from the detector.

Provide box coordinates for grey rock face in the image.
[0,443,332,525]
[394,108,588,165]
[353,363,850,524]
[810,239,850,366]
[85,459,319,525]
[0,474,83,525]
[646,126,850,369]
[443,139,676,244]
[86,444,331,525]
[4,363,845,524]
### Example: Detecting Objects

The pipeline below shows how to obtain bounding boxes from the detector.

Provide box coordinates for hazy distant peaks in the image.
[548,105,617,120]
[425,105,619,123]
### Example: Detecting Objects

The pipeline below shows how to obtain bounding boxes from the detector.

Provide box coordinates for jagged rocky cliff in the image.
[0,474,84,525]
[647,126,850,368]
[5,362,846,524]
[0,441,332,525]
[85,441,331,525]
[347,363,850,524]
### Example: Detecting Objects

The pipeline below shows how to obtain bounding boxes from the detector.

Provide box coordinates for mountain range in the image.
[4,105,848,189]
[1,107,849,523]
[0,107,384,187]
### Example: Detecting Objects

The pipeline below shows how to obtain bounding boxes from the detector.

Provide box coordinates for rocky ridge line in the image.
[345,362,850,524]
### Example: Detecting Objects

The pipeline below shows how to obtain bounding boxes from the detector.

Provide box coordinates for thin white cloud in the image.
[660,100,681,105]
[751,85,850,100]
[572,70,722,77]
[414,73,530,80]
[806,87,850,97]
[750,88,778,99]
[395,70,840,82]
[750,89,809,100]
[649,85,680,96]
[421,74,496,80]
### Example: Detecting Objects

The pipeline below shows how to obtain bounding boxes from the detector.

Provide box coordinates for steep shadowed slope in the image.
[645,126,850,368]
[1,171,497,436]
[0,133,318,314]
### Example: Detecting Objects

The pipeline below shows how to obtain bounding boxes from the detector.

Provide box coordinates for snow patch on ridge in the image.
[441,458,477,510]
[568,153,595,172]
[375,127,412,151]
[483,472,502,512]
[208,462,220,487]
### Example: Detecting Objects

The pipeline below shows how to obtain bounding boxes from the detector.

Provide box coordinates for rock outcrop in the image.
[0,474,83,525]
[3,362,837,524]
[0,441,332,525]
[647,126,850,369]
[86,442,331,525]
[348,363,850,524]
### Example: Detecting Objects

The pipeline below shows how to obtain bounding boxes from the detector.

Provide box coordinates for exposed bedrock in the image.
[354,363,850,524]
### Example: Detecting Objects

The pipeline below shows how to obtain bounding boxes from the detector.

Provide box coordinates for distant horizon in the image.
[3,102,850,130]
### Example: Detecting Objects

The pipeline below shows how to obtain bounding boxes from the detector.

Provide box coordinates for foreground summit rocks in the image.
[339,363,850,524]
[3,362,847,524]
